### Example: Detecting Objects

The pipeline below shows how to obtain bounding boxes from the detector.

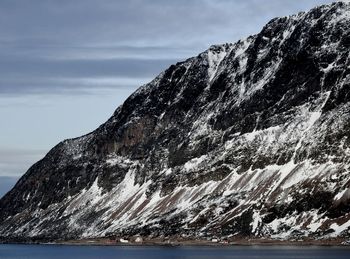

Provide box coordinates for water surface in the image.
[0,244,349,259]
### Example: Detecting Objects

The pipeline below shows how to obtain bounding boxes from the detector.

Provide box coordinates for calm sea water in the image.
[0,244,349,259]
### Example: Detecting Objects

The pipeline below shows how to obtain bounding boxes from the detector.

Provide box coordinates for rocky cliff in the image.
[1,2,350,242]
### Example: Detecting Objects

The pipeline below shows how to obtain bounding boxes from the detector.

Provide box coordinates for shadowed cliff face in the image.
[1,2,350,241]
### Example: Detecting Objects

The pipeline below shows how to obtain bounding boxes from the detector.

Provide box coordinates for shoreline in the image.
[2,237,349,247]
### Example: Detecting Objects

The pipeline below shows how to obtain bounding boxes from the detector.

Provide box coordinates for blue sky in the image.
[0,0,338,197]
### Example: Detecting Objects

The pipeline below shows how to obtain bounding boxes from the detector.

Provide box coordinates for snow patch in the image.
[251,210,262,234]
[330,220,350,237]
[184,155,207,172]
[334,188,348,201]
[207,46,231,81]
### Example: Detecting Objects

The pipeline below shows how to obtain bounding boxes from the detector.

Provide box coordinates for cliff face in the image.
[1,2,350,241]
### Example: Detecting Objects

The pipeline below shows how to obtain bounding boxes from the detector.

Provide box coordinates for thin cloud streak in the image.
[0,44,196,61]
[0,176,18,198]
[0,57,174,95]
[0,76,151,96]
[0,148,45,177]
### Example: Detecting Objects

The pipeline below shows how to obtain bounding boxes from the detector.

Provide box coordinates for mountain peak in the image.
[1,3,350,243]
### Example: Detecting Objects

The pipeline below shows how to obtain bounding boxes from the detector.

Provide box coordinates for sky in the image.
[0,0,340,197]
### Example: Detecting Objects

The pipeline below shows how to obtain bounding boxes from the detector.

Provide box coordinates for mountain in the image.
[1,2,350,243]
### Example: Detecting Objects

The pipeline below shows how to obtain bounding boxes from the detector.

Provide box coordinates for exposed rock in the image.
[1,2,350,241]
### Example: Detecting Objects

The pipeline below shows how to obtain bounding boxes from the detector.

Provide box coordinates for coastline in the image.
[45,237,350,247]
[1,235,350,247]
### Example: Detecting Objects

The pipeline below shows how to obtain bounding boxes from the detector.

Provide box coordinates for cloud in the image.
[0,56,174,95]
[0,176,19,198]
[0,0,334,46]
[0,0,334,96]
[0,148,45,177]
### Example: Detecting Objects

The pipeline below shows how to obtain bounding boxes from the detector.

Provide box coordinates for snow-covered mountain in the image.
[1,2,350,242]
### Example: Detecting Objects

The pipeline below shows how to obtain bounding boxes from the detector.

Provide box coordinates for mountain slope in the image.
[1,2,350,242]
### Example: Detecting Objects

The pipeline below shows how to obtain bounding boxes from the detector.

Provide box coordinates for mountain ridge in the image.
[1,1,350,242]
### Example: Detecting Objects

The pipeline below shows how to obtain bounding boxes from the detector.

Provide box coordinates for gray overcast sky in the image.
[0,0,340,196]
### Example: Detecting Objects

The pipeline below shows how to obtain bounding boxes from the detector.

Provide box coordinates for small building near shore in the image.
[119,238,129,243]
[135,236,143,243]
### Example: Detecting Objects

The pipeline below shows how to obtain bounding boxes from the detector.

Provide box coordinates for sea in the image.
[1,244,350,259]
